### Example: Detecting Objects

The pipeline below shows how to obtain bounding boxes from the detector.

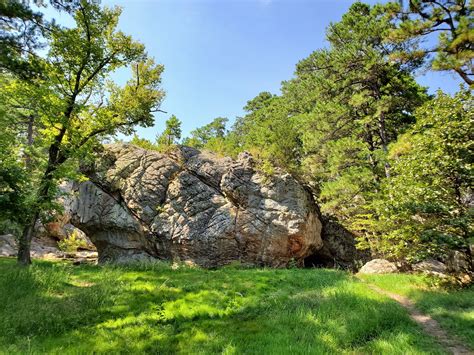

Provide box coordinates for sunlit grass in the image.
[360,273,474,350]
[0,258,453,354]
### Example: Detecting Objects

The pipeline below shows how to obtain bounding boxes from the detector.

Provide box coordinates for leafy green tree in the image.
[369,89,473,260]
[157,115,182,148]
[4,1,165,265]
[129,134,156,151]
[222,92,302,172]
[183,117,228,148]
[0,99,31,235]
[0,71,46,235]
[387,0,473,85]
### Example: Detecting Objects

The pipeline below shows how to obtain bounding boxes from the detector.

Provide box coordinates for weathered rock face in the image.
[70,144,324,267]
[412,259,448,277]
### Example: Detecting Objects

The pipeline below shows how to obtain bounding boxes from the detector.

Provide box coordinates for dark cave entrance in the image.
[303,251,336,268]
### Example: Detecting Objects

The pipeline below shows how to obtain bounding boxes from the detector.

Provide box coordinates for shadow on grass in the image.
[0,259,445,354]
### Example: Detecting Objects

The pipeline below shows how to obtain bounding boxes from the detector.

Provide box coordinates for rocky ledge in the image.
[69,144,362,268]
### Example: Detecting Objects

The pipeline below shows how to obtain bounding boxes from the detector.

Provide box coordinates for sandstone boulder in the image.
[446,251,472,273]
[358,259,398,274]
[412,259,448,277]
[0,234,17,257]
[70,144,324,267]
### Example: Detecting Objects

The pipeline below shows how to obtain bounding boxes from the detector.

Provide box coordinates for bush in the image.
[58,229,88,253]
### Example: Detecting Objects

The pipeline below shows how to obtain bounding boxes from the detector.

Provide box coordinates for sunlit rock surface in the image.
[70,144,324,267]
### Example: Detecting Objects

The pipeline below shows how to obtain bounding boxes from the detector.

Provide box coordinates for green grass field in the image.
[0,258,471,354]
[360,273,474,350]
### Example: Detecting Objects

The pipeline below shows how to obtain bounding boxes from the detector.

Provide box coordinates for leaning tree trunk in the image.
[17,211,40,266]
[17,160,57,265]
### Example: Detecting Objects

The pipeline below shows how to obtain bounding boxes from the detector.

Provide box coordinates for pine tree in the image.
[387,0,473,85]
[157,115,182,148]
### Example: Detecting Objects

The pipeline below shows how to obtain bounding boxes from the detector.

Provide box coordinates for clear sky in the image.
[53,0,464,141]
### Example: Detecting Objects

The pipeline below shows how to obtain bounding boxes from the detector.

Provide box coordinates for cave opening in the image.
[303,252,337,268]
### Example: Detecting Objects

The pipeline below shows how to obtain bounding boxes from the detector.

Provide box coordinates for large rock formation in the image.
[70,144,325,267]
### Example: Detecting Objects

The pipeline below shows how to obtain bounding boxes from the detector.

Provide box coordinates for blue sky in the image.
[52,0,463,141]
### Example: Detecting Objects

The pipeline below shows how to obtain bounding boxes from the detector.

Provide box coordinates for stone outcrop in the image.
[70,144,327,267]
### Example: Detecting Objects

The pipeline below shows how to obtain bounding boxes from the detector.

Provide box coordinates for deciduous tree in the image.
[5,1,165,265]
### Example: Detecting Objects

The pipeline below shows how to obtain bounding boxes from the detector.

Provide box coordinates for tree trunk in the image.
[378,112,391,178]
[17,211,39,266]
[17,160,57,266]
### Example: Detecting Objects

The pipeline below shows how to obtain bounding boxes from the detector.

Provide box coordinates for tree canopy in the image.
[1,0,165,264]
[387,0,473,85]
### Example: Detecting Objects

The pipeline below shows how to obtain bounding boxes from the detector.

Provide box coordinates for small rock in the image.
[458,273,473,286]
[0,234,17,257]
[358,259,398,274]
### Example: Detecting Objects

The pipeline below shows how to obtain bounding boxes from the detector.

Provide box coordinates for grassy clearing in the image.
[0,258,451,354]
[360,273,474,350]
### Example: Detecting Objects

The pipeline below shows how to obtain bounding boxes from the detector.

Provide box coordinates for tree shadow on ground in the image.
[0,259,446,354]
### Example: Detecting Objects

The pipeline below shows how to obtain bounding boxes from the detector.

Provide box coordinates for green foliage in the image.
[225,94,302,171]
[183,117,228,148]
[129,134,157,151]
[226,2,427,237]
[156,115,182,150]
[386,0,473,86]
[0,258,451,353]
[57,229,88,253]
[0,75,39,232]
[0,1,165,262]
[366,90,473,260]
[0,0,46,78]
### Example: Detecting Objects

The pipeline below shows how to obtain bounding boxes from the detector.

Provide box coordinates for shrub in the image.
[58,229,88,253]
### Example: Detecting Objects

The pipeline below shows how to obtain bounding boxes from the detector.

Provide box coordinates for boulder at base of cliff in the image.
[412,259,448,277]
[70,144,325,267]
[0,234,17,257]
[358,259,398,274]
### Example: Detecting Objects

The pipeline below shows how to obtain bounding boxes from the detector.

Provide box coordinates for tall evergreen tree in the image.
[387,0,473,85]
[291,3,427,226]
